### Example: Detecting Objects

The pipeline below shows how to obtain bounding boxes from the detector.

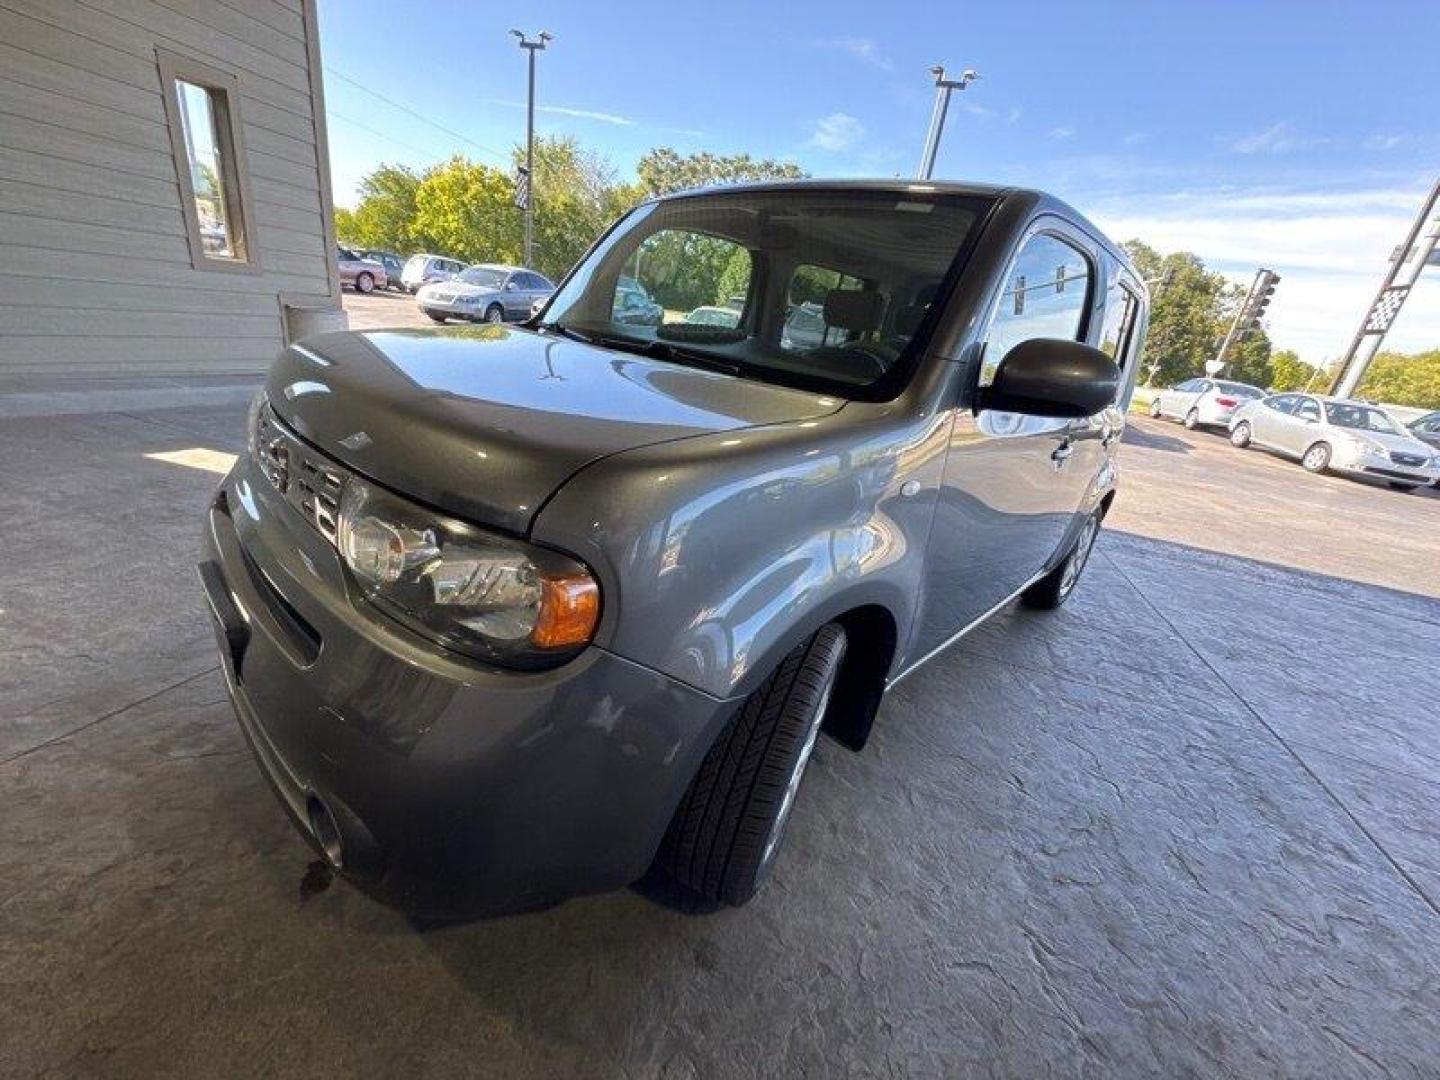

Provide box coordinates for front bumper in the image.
[199,456,731,917]
[417,295,493,319]
[1328,447,1440,485]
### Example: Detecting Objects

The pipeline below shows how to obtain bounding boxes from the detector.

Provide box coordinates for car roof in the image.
[648,178,1139,281]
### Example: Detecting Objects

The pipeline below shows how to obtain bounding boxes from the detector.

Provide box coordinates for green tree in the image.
[1269,349,1325,392]
[520,136,624,280]
[1123,240,1273,387]
[334,164,423,252]
[411,156,521,265]
[1358,349,1440,408]
[636,148,807,197]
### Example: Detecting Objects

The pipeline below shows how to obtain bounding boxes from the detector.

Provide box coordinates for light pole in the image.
[510,28,552,270]
[917,65,978,180]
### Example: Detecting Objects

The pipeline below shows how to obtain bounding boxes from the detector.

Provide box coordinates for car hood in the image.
[265,326,844,534]
[1339,427,1436,455]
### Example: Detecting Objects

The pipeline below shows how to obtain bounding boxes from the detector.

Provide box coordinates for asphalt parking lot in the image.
[2,374,1438,1077]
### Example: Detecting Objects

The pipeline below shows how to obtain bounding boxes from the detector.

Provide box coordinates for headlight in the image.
[1350,435,1387,456]
[337,477,599,667]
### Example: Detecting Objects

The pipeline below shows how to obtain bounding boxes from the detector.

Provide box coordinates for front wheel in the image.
[1230,421,1252,448]
[484,304,505,324]
[656,624,847,906]
[1183,408,1200,430]
[1302,442,1331,473]
[1022,510,1101,610]
[1149,398,1163,419]
[425,311,447,324]
[354,272,375,295]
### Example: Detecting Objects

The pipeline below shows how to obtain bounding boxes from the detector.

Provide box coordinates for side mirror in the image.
[976,338,1120,418]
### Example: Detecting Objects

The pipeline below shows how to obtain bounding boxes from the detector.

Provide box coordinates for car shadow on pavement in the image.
[1120,423,1192,453]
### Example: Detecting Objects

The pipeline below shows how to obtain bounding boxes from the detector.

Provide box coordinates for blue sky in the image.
[318,0,1440,362]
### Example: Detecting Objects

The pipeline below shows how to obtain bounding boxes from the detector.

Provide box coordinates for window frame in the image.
[157,48,259,274]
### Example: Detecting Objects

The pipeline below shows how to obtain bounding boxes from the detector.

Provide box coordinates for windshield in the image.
[1216,381,1264,399]
[540,188,990,398]
[458,267,507,287]
[1325,402,1400,433]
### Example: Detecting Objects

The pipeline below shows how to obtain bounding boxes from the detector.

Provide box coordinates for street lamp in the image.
[509,28,552,270]
[917,65,978,180]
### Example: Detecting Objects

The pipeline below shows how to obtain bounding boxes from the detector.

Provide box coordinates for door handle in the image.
[1051,439,1074,464]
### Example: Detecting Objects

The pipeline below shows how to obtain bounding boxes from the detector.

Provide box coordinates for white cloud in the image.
[1122,131,1149,146]
[1365,133,1407,151]
[1006,106,1023,125]
[814,37,893,70]
[1048,126,1075,140]
[1090,184,1440,360]
[485,99,634,126]
[807,113,865,152]
[1226,122,1330,154]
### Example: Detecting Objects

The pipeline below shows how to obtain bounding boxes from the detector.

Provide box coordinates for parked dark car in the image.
[200,181,1146,918]
[354,249,406,291]
[1408,410,1440,450]
[611,274,664,325]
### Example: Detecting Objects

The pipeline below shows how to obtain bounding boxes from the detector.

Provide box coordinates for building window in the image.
[157,50,257,272]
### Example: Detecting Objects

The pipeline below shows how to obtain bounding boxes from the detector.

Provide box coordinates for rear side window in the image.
[1297,398,1321,422]
[1097,283,1139,367]
[1267,395,1298,414]
[982,232,1091,384]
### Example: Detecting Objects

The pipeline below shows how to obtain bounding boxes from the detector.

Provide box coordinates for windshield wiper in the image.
[540,324,744,376]
[603,336,743,376]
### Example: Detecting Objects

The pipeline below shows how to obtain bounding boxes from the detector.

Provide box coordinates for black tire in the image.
[484,303,505,324]
[355,272,375,295]
[1388,481,1418,492]
[1302,442,1331,473]
[1183,408,1200,430]
[657,624,847,906]
[1230,421,1252,448]
[425,310,447,324]
[1022,509,1102,610]
[1149,398,1163,419]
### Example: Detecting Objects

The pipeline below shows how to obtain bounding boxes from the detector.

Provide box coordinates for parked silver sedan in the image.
[417,264,555,324]
[1228,393,1440,490]
[1150,377,1266,429]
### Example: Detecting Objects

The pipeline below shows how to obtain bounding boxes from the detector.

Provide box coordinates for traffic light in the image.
[1244,269,1280,330]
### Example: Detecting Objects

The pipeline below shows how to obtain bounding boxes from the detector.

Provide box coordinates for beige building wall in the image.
[0,0,344,375]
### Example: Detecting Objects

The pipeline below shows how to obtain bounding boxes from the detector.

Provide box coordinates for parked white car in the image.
[400,253,466,293]
[1150,377,1266,429]
[1228,393,1440,491]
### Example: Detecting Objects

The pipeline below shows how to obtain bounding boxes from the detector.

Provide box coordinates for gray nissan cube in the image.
[200,181,1146,917]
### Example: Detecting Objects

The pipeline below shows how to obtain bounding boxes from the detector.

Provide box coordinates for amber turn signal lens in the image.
[530,573,600,649]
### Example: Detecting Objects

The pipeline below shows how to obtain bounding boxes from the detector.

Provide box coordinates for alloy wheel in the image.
[1059,514,1099,599]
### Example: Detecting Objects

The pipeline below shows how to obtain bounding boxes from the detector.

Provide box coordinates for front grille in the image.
[1390,451,1425,467]
[255,405,348,549]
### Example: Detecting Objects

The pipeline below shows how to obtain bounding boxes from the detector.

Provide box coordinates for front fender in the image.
[531,406,950,699]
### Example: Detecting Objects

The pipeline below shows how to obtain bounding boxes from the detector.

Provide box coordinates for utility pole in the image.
[917,66,978,180]
[1329,177,1440,398]
[1210,267,1280,375]
[510,29,552,270]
